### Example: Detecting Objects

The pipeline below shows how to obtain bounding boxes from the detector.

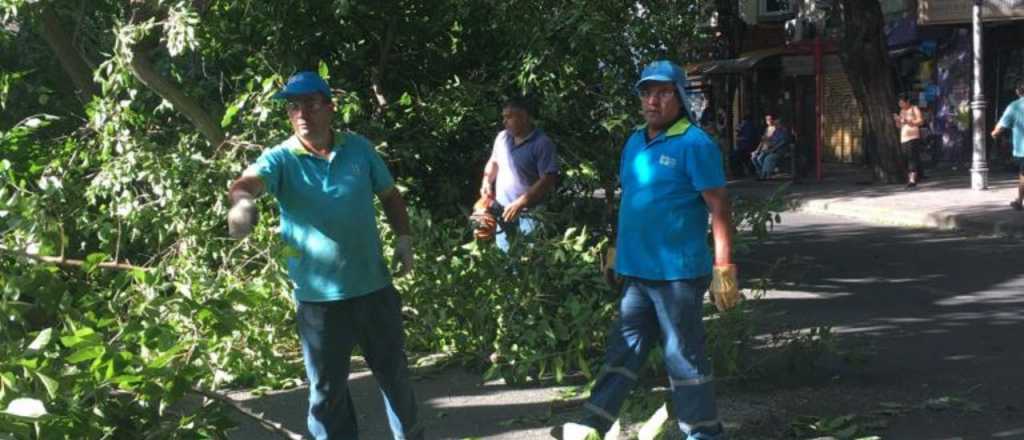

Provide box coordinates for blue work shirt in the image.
[997,97,1024,158]
[615,119,726,281]
[249,132,394,302]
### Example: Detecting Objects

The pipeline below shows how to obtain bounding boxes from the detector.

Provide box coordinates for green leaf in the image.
[35,372,59,399]
[577,351,592,379]
[26,328,53,353]
[66,345,105,363]
[398,92,413,106]
[60,327,96,348]
[110,375,144,389]
[221,104,240,128]
[83,252,108,273]
[149,343,187,369]
[318,61,329,80]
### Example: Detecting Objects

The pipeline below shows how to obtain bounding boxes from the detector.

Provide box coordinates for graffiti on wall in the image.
[933,28,972,162]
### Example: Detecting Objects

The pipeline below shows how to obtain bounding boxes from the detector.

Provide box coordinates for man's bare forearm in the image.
[379,188,412,237]
[521,174,558,206]
[702,187,733,266]
[229,175,265,204]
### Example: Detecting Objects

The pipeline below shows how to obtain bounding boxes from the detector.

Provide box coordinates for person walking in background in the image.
[894,93,925,189]
[479,97,559,250]
[992,81,1024,211]
[226,71,422,440]
[553,60,739,440]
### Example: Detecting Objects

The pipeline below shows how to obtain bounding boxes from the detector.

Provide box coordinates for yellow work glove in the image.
[710,264,740,311]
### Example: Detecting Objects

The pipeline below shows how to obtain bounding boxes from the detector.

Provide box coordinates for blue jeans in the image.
[752,151,782,179]
[580,277,723,440]
[296,286,422,440]
[495,216,537,252]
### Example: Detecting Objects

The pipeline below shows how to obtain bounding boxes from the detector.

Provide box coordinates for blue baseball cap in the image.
[635,60,688,90]
[635,60,697,122]
[272,71,332,100]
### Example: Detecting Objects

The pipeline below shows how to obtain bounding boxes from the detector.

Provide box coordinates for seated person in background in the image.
[729,113,759,177]
[751,113,791,180]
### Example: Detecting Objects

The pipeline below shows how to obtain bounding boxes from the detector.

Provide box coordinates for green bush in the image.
[393,209,615,384]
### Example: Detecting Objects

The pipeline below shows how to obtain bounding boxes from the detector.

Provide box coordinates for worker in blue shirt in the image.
[992,81,1024,211]
[555,60,740,440]
[227,71,422,440]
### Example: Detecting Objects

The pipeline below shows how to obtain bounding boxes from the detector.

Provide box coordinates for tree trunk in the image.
[36,4,99,102]
[123,0,224,147]
[370,13,398,113]
[835,0,904,183]
[129,49,225,147]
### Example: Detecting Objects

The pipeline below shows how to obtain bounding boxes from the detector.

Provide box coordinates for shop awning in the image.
[688,47,786,76]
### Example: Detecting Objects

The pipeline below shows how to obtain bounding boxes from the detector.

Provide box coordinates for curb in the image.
[792,198,1024,238]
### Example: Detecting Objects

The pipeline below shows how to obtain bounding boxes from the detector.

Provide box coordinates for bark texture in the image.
[835,0,905,182]
[37,4,100,102]
[129,50,225,146]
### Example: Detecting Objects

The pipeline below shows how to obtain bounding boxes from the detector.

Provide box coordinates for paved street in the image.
[228,210,1024,439]
[737,211,1024,439]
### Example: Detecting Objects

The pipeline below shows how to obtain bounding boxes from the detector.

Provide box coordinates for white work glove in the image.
[392,235,414,278]
[227,196,258,239]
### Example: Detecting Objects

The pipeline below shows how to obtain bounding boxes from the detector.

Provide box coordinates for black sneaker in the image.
[1010,200,1023,211]
[905,182,917,190]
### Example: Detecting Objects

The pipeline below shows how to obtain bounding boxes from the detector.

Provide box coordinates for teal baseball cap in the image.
[272,71,332,100]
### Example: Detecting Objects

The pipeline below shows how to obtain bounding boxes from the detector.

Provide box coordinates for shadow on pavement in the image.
[737,215,1024,438]
[227,367,578,440]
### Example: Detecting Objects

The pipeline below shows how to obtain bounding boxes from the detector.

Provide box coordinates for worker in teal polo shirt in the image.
[992,80,1024,211]
[227,71,422,440]
[555,60,740,440]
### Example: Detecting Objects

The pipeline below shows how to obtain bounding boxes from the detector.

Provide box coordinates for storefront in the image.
[917,0,1024,166]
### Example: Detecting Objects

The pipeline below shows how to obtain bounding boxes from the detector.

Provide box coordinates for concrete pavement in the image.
[729,163,1024,237]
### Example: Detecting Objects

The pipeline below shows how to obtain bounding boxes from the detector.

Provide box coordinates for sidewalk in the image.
[729,163,1024,237]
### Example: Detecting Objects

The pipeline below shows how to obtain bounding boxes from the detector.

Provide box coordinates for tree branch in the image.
[129,50,226,147]
[125,0,224,147]
[191,388,304,440]
[370,14,399,111]
[0,247,148,271]
[37,4,99,102]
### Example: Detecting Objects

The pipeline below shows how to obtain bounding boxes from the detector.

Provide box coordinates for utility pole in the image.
[970,0,989,190]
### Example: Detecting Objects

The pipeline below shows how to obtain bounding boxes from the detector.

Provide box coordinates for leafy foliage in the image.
[0,0,786,437]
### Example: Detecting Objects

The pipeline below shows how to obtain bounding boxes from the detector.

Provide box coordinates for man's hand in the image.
[228,197,258,239]
[502,196,527,222]
[710,264,740,311]
[602,246,622,290]
[392,235,414,278]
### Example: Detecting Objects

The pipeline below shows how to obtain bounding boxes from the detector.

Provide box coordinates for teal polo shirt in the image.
[997,97,1024,158]
[615,119,726,281]
[247,132,394,302]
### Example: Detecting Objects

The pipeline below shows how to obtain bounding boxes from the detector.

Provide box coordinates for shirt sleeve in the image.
[998,105,1016,129]
[489,132,502,163]
[362,137,395,194]
[248,146,288,197]
[685,130,727,192]
[534,135,560,176]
